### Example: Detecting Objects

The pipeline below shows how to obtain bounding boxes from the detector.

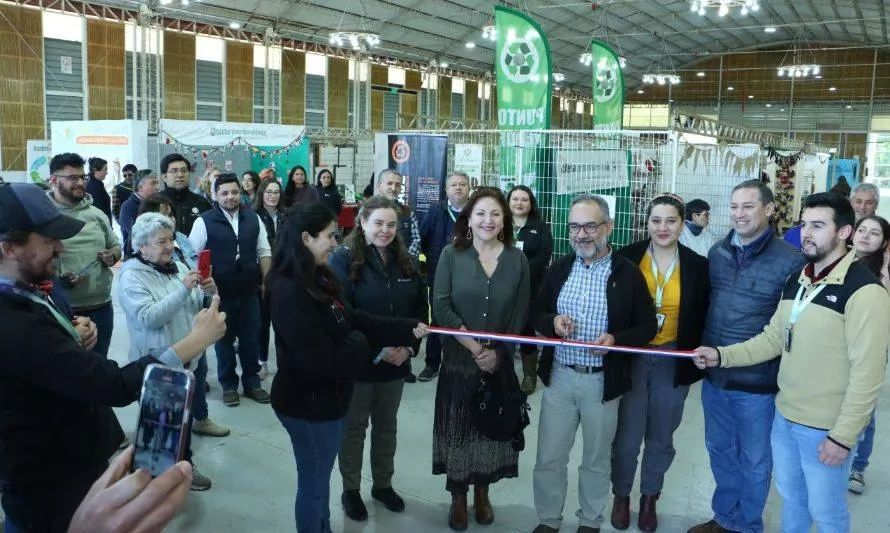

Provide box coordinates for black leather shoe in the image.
[371,487,405,512]
[341,490,368,521]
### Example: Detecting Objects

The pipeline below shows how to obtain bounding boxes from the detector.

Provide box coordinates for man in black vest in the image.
[160,154,212,236]
[188,174,272,407]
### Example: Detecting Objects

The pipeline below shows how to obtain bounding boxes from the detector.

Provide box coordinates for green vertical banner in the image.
[590,40,624,130]
[494,6,552,192]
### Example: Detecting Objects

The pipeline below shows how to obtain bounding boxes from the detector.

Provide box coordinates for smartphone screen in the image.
[131,364,195,477]
[196,250,211,279]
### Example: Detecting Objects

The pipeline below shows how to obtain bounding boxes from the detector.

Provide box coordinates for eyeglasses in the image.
[167,168,189,175]
[55,174,87,182]
[567,221,604,235]
[264,190,281,196]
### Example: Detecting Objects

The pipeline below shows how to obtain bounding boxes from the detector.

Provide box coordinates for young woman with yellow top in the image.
[609,194,710,533]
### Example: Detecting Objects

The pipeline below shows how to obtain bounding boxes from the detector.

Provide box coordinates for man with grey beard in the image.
[529,194,658,533]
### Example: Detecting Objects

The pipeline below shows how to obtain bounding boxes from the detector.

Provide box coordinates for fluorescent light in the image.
[727,86,734,91]
[765,26,777,33]
[229,22,241,29]
[637,90,644,94]
[846,105,852,109]
[748,95,754,99]
[829,87,836,91]
[440,62,449,68]
[697,72,705,77]
[766,104,772,107]
[465,42,476,49]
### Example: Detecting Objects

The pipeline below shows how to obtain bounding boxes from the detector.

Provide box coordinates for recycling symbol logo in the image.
[499,37,541,84]
[594,56,620,103]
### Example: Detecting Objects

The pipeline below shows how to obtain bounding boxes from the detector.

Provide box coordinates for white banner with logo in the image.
[50,120,149,169]
[555,149,629,194]
[159,119,305,147]
[453,144,484,188]
[26,140,52,184]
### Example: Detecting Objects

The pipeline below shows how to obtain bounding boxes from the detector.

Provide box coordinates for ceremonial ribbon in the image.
[428,326,696,359]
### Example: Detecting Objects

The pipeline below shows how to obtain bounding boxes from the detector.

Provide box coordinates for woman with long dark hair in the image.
[610,194,709,532]
[266,203,428,533]
[86,157,112,224]
[329,196,426,521]
[241,171,260,206]
[847,214,890,495]
[253,178,285,379]
[316,169,343,216]
[282,165,320,208]
[507,185,553,394]
[432,187,530,531]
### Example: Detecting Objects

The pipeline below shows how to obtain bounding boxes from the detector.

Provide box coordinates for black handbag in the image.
[470,343,531,449]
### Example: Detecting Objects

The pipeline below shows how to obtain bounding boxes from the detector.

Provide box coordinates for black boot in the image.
[341,490,368,521]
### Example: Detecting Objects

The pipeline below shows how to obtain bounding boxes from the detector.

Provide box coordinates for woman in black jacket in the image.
[254,177,285,377]
[328,196,426,522]
[508,185,553,394]
[316,169,343,217]
[610,194,709,533]
[266,203,428,533]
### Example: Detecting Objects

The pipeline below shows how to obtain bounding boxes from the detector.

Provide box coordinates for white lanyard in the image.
[0,280,81,342]
[789,283,826,326]
[650,249,678,310]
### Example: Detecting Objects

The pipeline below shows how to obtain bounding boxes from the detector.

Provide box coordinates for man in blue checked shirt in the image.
[529,194,658,533]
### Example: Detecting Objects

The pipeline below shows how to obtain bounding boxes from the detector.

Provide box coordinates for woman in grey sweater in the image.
[432,187,530,531]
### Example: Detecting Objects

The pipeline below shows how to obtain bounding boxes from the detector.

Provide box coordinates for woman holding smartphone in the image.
[610,194,709,532]
[329,196,427,521]
[266,203,428,533]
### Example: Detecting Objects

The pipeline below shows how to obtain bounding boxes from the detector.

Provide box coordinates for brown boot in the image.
[610,494,630,530]
[448,492,468,531]
[638,493,659,532]
[687,520,731,533]
[520,351,538,395]
[474,484,494,525]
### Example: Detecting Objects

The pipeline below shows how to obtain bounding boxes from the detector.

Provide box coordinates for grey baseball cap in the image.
[0,183,85,239]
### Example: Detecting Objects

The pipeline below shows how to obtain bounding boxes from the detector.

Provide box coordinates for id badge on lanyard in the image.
[785,283,826,352]
[651,250,678,333]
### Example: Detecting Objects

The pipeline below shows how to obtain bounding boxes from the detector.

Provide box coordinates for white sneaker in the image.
[849,470,865,494]
[258,362,268,380]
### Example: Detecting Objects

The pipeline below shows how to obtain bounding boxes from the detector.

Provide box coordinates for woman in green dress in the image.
[432,187,530,531]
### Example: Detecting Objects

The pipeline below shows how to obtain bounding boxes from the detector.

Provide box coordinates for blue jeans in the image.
[189,354,210,421]
[701,379,775,533]
[214,295,262,392]
[771,413,858,533]
[851,411,875,472]
[276,413,345,533]
[80,302,114,358]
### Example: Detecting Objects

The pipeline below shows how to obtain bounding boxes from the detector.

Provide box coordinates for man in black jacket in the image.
[159,154,211,236]
[0,182,226,532]
[529,194,657,533]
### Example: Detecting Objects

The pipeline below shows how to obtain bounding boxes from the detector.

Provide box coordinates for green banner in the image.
[590,40,624,130]
[494,6,552,192]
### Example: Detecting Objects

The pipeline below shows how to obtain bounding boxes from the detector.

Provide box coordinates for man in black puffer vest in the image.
[188,174,272,407]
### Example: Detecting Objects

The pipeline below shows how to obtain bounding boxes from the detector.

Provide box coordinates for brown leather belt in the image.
[72,301,111,313]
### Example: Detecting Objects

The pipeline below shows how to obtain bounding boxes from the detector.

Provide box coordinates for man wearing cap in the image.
[118,170,161,258]
[46,153,122,358]
[111,163,138,222]
[0,182,227,532]
[679,198,716,258]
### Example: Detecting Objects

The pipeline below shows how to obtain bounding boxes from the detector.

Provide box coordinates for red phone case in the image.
[197,250,211,278]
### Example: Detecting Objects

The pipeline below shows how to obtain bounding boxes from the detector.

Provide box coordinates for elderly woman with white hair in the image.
[117,212,224,492]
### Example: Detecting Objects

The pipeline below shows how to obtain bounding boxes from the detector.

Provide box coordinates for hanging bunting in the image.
[766,147,804,166]
[158,131,308,161]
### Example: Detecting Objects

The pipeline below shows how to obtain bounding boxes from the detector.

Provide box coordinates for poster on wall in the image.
[50,120,149,169]
[26,140,52,185]
[453,144,484,188]
[555,149,630,194]
[384,134,448,220]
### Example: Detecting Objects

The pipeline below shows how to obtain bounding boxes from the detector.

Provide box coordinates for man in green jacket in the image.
[47,153,122,357]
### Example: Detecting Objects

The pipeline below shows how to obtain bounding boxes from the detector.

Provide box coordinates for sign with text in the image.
[386,134,448,221]
[26,140,52,185]
[555,149,630,194]
[159,119,305,147]
[453,144,484,187]
[50,120,149,169]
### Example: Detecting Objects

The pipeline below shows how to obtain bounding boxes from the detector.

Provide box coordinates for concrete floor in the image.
[99,275,890,532]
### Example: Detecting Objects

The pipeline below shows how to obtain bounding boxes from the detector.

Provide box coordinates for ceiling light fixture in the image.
[553,73,566,82]
[229,22,241,29]
[329,31,381,51]
[766,104,772,107]
[642,73,681,85]
[465,41,476,49]
[637,89,644,94]
[829,86,837,91]
[748,95,754,99]
[777,64,821,78]
[697,72,706,77]
[482,23,496,42]
[765,26,777,33]
[846,105,853,109]
[727,86,734,91]
[439,61,449,68]
[579,52,593,66]
[690,0,760,17]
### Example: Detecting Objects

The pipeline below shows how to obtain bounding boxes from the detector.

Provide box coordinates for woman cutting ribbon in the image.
[609,194,710,532]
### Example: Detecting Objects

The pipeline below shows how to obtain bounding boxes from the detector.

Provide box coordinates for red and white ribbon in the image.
[428,326,696,359]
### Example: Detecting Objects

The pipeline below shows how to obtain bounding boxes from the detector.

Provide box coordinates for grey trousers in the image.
[533,365,620,530]
[610,353,690,497]
[338,379,405,492]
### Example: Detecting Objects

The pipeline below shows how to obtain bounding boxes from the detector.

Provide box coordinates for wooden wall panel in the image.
[550,96,561,128]
[281,50,305,124]
[327,57,348,128]
[163,32,195,120]
[400,93,417,116]
[86,20,125,120]
[438,77,451,118]
[371,65,387,128]
[226,41,253,123]
[0,5,44,171]
[465,81,478,121]
[405,70,422,91]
